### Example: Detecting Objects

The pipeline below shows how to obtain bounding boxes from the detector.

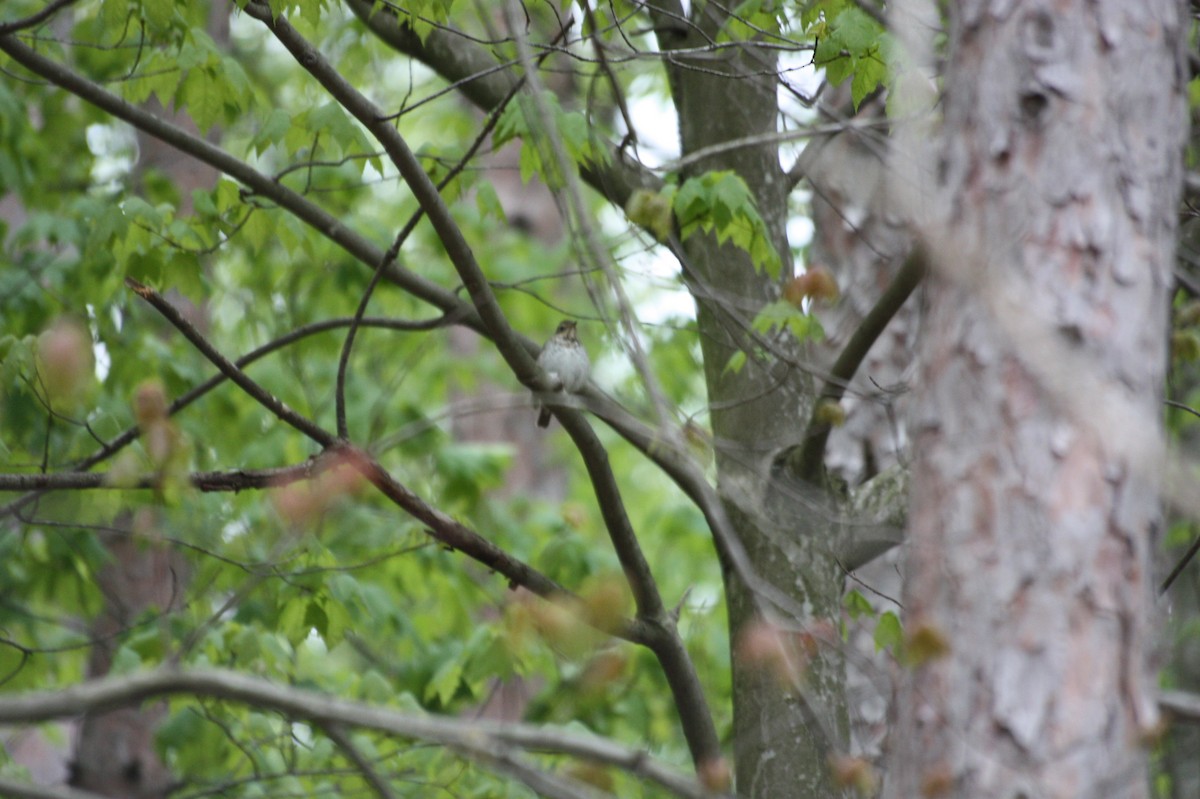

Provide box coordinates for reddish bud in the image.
[920,764,955,797]
[829,754,879,795]
[698,757,732,792]
[579,649,629,692]
[784,267,840,307]
[736,620,806,685]
[37,318,93,406]
[906,622,951,666]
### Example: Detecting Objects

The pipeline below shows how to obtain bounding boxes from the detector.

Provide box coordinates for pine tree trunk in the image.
[886,2,1186,797]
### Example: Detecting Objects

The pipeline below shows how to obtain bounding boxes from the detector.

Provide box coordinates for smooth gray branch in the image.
[0,667,725,799]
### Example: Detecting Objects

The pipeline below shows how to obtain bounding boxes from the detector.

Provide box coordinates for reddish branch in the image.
[115,281,640,639]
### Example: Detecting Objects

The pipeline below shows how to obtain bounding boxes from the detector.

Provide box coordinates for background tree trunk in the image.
[653,2,852,793]
[887,2,1186,797]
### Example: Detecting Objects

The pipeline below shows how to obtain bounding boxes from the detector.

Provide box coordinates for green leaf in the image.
[814,6,888,107]
[425,651,466,706]
[799,0,850,30]
[109,644,142,675]
[673,171,781,276]
[843,588,873,619]
[251,109,293,157]
[874,611,903,653]
[724,349,747,375]
[475,181,507,223]
[141,0,177,32]
[833,7,878,52]
[492,93,606,188]
[279,596,314,645]
[851,52,887,109]
[361,670,393,704]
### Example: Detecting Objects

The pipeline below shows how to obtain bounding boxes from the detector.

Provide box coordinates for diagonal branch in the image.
[241,1,721,769]
[126,277,336,446]
[0,315,453,522]
[0,0,78,35]
[320,723,400,799]
[123,282,633,641]
[0,23,732,758]
[333,19,569,439]
[789,246,926,483]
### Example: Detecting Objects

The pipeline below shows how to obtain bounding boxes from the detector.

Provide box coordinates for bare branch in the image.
[126,278,336,447]
[0,31,485,336]
[0,668,726,799]
[344,0,663,211]
[333,20,568,439]
[1162,690,1200,724]
[67,282,617,640]
[790,247,926,483]
[0,18,736,577]
[320,723,400,799]
[0,316,451,521]
[0,464,309,493]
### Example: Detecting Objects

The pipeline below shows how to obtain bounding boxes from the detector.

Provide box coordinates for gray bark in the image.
[651,3,853,794]
[886,2,1186,798]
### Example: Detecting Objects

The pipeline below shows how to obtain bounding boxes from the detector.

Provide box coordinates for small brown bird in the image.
[535,320,589,427]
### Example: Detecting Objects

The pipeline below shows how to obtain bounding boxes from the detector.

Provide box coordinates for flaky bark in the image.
[887,2,1186,797]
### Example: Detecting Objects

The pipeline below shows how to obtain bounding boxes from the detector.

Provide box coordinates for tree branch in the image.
[1162,690,1200,724]
[0,464,309,493]
[0,667,725,799]
[334,18,567,439]
[790,246,926,483]
[0,0,78,35]
[0,25,692,654]
[126,277,337,447]
[242,2,721,769]
[0,18,730,762]
[320,723,400,799]
[0,315,451,521]
[122,280,630,640]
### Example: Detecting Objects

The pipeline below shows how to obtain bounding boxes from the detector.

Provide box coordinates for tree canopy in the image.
[1,1,1199,798]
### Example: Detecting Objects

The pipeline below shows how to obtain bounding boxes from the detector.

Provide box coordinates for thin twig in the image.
[0,316,450,521]
[0,0,78,35]
[125,278,336,447]
[0,464,309,492]
[321,723,401,799]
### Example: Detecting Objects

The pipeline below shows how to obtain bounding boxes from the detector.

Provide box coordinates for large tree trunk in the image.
[886,2,1185,798]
